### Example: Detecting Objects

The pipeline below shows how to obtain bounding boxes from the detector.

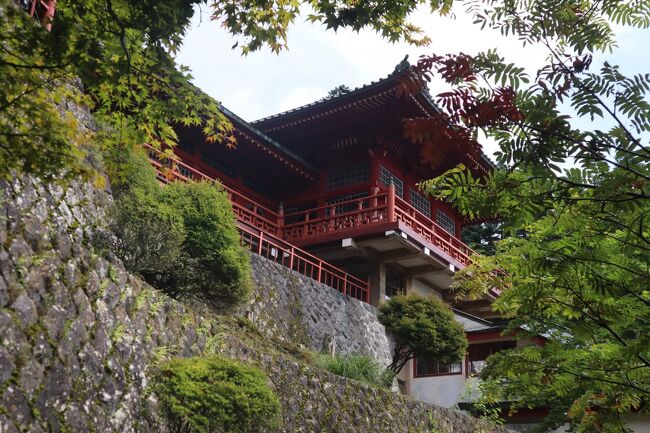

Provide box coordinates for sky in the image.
[176,5,650,156]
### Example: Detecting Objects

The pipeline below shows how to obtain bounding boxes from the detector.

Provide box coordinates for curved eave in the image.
[220,106,317,181]
[252,68,411,131]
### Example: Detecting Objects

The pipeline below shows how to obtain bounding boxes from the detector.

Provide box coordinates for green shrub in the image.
[103,144,251,310]
[318,353,394,389]
[102,142,161,200]
[378,294,467,374]
[159,181,251,309]
[107,193,185,280]
[155,356,281,433]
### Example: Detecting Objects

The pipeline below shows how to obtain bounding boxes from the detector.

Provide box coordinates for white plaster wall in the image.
[410,278,442,298]
[409,361,469,408]
[624,413,650,432]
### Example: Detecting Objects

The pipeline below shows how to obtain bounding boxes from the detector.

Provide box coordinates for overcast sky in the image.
[176,5,649,155]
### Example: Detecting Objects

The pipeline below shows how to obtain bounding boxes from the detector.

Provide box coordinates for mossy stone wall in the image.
[244,255,392,366]
[0,175,511,433]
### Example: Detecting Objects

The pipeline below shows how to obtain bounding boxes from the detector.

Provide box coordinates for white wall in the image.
[623,414,650,431]
[408,360,470,408]
[410,278,441,298]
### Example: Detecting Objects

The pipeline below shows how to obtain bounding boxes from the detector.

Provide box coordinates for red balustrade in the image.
[145,144,370,303]
[393,196,474,267]
[283,184,475,268]
[282,193,390,240]
[239,224,369,302]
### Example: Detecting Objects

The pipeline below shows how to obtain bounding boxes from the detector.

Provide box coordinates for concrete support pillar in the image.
[368,262,386,307]
[404,276,413,295]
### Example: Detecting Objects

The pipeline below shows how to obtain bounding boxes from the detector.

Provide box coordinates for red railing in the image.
[394,196,474,267]
[145,144,370,303]
[239,224,369,302]
[283,184,475,267]
[24,0,56,31]
[282,192,390,240]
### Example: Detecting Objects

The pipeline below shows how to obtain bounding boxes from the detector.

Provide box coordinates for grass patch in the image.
[318,353,394,389]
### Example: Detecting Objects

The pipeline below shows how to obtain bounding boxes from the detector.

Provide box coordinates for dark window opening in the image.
[415,356,462,377]
[328,164,369,189]
[201,152,236,178]
[385,267,404,298]
[244,177,274,199]
[467,341,516,377]
[284,203,318,225]
[325,192,369,216]
[178,140,195,154]
[177,165,192,179]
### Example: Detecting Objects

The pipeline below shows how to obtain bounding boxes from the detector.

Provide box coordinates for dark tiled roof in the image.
[219,105,317,173]
[251,62,496,170]
[252,66,420,125]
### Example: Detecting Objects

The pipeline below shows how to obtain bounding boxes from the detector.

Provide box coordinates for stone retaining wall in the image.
[245,254,392,366]
[0,174,511,433]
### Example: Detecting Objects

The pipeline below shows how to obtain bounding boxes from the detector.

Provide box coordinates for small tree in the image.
[378,294,467,374]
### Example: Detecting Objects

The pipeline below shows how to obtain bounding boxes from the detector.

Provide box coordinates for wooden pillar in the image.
[404,275,413,295]
[368,262,386,307]
[277,202,284,228]
[43,0,57,31]
[369,186,379,206]
[387,181,396,222]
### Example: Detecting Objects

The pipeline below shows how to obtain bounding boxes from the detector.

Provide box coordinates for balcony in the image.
[145,144,478,303]
[146,144,369,303]
[281,188,474,269]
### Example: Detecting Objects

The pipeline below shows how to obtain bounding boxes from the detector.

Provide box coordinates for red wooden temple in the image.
[20,0,56,30]
[17,8,559,426]
[149,65,498,318]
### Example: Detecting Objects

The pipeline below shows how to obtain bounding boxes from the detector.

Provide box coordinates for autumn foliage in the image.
[398,53,524,172]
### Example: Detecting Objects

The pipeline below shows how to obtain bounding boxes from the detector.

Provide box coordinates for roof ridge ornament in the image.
[392,55,410,74]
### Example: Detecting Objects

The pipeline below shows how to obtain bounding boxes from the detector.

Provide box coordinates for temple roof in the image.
[219,106,318,180]
[252,64,495,176]
[183,82,318,180]
[252,65,433,129]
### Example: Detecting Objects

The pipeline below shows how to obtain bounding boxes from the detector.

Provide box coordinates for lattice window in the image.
[177,165,192,179]
[378,165,404,198]
[410,190,431,218]
[325,192,368,215]
[327,164,369,189]
[201,152,236,178]
[435,209,456,236]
